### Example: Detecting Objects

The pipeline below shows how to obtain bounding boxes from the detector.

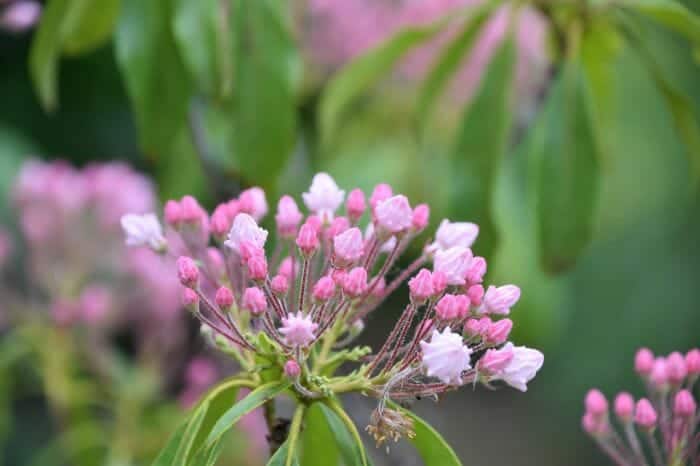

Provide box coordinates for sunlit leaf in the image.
[388,402,462,466]
[622,0,700,44]
[449,35,516,258]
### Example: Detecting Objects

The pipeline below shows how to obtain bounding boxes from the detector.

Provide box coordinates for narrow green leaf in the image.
[205,381,290,449]
[320,17,451,148]
[622,0,700,43]
[173,400,209,466]
[416,2,494,132]
[267,440,298,466]
[284,404,306,466]
[62,0,120,55]
[388,402,462,466]
[535,60,601,273]
[115,0,193,156]
[300,403,340,466]
[150,420,189,466]
[322,399,369,466]
[448,35,516,258]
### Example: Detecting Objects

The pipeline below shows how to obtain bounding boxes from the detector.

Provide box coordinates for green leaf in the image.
[300,403,340,466]
[173,0,233,98]
[150,420,189,466]
[388,402,462,466]
[319,17,452,149]
[622,0,700,44]
[448,35,516,258]
[29,0,120,110]
[229,0,299,193]
[322,399,369,466]
[284,404,306,466]
[535,59,601,273]
[204,381,290,450]
[416,2,494,132]
[115,0,193,156]
[173,401,209,466]
[267,440,298,466]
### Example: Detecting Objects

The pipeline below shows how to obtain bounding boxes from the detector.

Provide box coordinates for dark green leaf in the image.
[535,60,601,273]
[388,402,462,466]
[205,381,290,449]
[321,399,369,466]
[622,0,700,43]
[300,403,340,466]
[449,36,516,258]
[115,0,193,156]
[416,2,494,132]
[319,17,451,149]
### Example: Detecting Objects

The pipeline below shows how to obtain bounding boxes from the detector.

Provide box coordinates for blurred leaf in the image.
[284,404,306,466]
[173,0,233,98]
[321,398,369,466]
[319,18,450,149]
[388,402,462,466]
[29,0,120,110]
[0,126,35,221]
[300,403,340,466]
[449,36,516,258]
[115,0,193,156]
[535,58,601,273]
[619,13,700,183]
[623,0,700,43]
[267,440,297,466]
[204,381,289,450]
[156,129,212,203]
[416,2,494,133]
[150,421,188,466]
[580,19,625,165]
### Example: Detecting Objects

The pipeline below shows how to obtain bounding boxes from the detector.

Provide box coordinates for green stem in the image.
[285,404,306,466]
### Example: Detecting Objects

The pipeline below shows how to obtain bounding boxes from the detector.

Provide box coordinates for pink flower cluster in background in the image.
[583,348,700,466]
[303,0,548,105]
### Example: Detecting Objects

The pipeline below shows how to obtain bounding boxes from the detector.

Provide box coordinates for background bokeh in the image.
[1,0,700,465]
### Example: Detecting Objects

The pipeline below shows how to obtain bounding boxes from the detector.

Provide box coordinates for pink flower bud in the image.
[247,255,268,281]
[467,284,484,307]
[673,390,696,418]
[375,195,413,234]
[331,268,347,287]
[346,188,366,222]
[278,256,295,280]
[215,286,234,309]
[482,285,520,315]
[79,285,112,324]
[431,271,447,295]
[239,187,268,221]
[226,199,240,218]
[206,247,225,278]
[585,389,608,416]
[465,256,487,285]
[463,318,481,337]
[634,399,657,429]
[239,240,265,262]
[372,277,386,297]
[436,294,460,320]
[369,183,393,210]
[486,318,512,345]
[342,267,368,297]
[412,204,430,231]
[275,195,303,237]
[284,360,301,378]
[176,256,199,287]
[635,348,655,376]
[181,195,204,224]
[477,317,493,338]
[666,352,687,385]
[182,287,199,309]
[614,392,634,422]
[313,276,336,302]
[582,412,608,436]
[303,173,345,223]
[686,349,700,375]
[333,227,364,266]
[326,216,350,239]
[650,358,668,389]
[271,274,289,295]
[433,246,472,286]
[164,200,182,225]
[305,215,322,233]
[296,223,320,256]
[480,346,514,374]
[1,1,41,33]
[210,204,232,237]
[242,287,267,315]
[408,269,434,303]
[455,294,471,319]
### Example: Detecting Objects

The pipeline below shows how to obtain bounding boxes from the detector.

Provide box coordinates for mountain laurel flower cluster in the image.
[583,347,700,466]
[123,173,544,463]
